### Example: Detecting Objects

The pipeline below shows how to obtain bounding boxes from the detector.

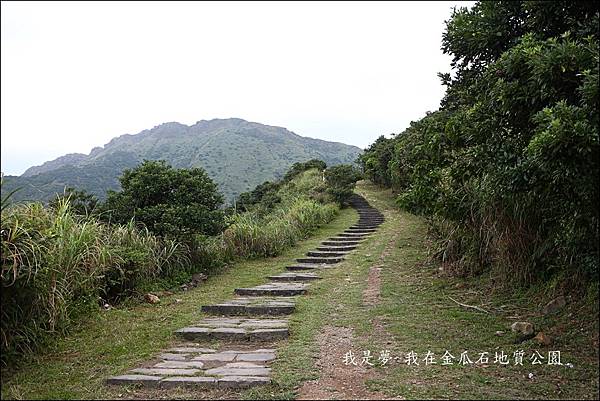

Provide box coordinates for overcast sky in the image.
[1,1,473,176]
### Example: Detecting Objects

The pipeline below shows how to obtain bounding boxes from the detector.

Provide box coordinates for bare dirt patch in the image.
[363,231,398,306]
[297,326,401,400]
[363,266,383,306]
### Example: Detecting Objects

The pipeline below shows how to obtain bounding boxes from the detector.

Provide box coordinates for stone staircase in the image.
[106,194,384,390]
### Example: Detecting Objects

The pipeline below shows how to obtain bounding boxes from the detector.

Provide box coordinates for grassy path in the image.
[2,181,597,399]
[247,181,598,400]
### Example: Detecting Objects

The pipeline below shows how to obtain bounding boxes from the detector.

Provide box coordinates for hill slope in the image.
[3,118,362,203]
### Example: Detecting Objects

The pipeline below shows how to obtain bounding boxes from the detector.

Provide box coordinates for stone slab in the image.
[267,272,320,282]
[106,375,162,387]
[160,376,217,388]
[235,282,308,296]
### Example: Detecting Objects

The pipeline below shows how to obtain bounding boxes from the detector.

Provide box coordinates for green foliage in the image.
[101,160,225,239]
[0,198,189,365]
[324,164,363,205]
[215,166,338,259]
[282,159,327,182]
[237,180,282,212]
[358,135,395,187]
[49,187,99,216]
[2,119,361,204]
[360,1,599,285]
[0,162,342,367]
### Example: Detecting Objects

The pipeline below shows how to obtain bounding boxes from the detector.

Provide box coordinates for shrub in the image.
[101,160,225,240]
[324,164,363,205]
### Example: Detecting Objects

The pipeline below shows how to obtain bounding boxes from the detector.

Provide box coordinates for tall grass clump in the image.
[222,198,337,258]
[1,196,188,366]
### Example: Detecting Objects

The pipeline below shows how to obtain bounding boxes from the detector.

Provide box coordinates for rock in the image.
[542,296,566,315]
[533,331,552,346]
[192,273,208,282]
[495,331,505,336]
[144,293,160,304]
[511,321,534,337]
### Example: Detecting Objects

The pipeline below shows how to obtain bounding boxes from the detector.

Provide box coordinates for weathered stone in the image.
[106,374,162,387]
[534,331,553,346]
[268,272,320,282]
[325,237,364,243]
[193,352,237,362]
[286,263,335,271]
[235,282,308,296]
[225,362,265,368]
[154,361,205,369]
[200,317,241,325]
[205,366,271,376]
[321,240,362,247]
[542,296,566,315]
[217,376,270,388]
[306,250,348,257]
[317,245,357,252]
[131,368,199,376]
[175,327,211,341]
[296,256,343,264]
[249,328,288,340]
[212,327,247,340]
[144,293,160,304]
[337,233,369,238]
[236,353,276,362]
[511,321,535,337]
[202,297,296,316]
[160,376,217,388]
[159,353,189,361]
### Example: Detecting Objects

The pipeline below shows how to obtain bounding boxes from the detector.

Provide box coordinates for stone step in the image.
[285,263,336,271]
[344,229,376,234]
[201,297,295,316]
[349,225,378,229]
[296,256,344,264]
[176,318,289,341]
[337,233,369,238]
[306,250,348,257]
[107,347,275,389]
[235,282,308,296]
[267,272,320,282]
[325,238,364,244]
[316,245,357,251]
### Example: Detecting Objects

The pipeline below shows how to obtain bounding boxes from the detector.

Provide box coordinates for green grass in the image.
[248,180,598,400]
[0,207,357,400]
[3,181,597,400]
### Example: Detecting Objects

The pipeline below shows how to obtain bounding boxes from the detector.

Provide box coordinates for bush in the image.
[0,197,189,365]
[101,160,225,240]
[324,164,363,205]
[359,1,599,287]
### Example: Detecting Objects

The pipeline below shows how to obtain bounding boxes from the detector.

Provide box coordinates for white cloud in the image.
[1,0,473,175]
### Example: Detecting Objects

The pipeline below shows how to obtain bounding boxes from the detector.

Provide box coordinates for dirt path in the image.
[298,227,401,400]
[297,326,399,400]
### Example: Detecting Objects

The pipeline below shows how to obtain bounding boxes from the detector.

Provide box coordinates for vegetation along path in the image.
[2,182,597,399]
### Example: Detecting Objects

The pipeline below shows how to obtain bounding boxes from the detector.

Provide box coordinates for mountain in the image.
[3,118,362,204]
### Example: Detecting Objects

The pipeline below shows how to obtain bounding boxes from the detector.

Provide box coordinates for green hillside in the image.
[4,118,361,203]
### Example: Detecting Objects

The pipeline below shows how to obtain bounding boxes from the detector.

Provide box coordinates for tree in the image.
[324,164,363,205]
[283,159,327,182]
[101,160,225,239]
